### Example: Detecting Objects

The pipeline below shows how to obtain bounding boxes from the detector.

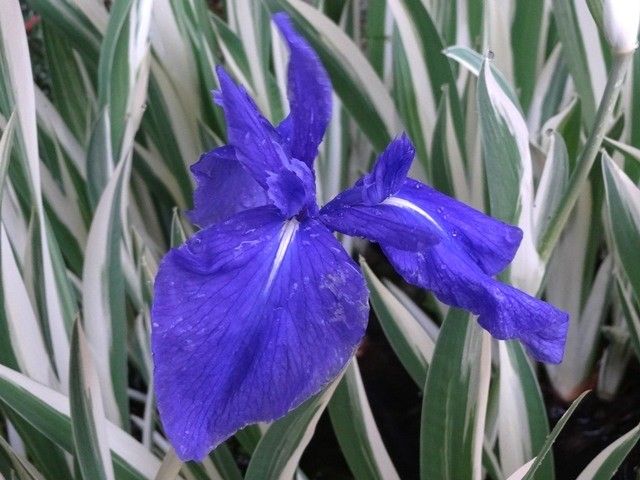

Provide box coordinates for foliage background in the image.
[1,0,640,478]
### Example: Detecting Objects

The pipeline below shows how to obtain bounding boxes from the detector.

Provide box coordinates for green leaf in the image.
[521,391,590,480]
[86,108,114,210]
[444,46,520,106]
[498,343,553,479]
[170,208,188,248]
[328,361,400,480]
[82,153,132,426]
[420,309,491,480]
[0,435,45,480]
[552,0,602,124]
[602,153,640,303]
[0,111,16,200]
[511,0,545,110]
[0,364,161,480]
[430,87,468,199]
[585,0,605,35]
[0,225,56,386]
[476,58,543,293]
[361,259,434,386]
[26,0,102,62]
[575,422,640,479]
[244,374,341,479]
[42,22,94,143]
[69,320,115,480]
[533,131,570,241]
[97,0,152,161]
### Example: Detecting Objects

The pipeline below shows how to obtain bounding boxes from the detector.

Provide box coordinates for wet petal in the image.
[152,206,369,460]
[188,145,268,227]
[273,12,332,166]
[383,241,568,363]
[396,179,523,275]
[215,67,316,217]
[320,137,440,250]
[320,185,441,250]
[360,134,414,204]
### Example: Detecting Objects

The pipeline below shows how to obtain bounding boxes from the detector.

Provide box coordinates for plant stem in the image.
[538,50,635,261]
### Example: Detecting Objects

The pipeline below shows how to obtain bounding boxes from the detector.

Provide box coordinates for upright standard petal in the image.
[383,241,568,363]
[188,145,268,227]
[215,67,316,217]
[273,12,332,166]
[152,206,369,460]
[360,133,414,205]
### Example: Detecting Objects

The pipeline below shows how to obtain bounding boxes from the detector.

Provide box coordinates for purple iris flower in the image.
[151,12,568,461]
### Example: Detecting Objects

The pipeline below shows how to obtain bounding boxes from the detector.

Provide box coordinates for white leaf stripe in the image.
[0,363,161,478]
[0,225,57,388]
[1,0,72,391]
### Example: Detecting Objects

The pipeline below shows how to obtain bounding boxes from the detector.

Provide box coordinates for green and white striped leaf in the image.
[0,0,71,394]
[69,320,115,480]
[97,0,153,164]
[82,153,132,426]
[361,259,434,386]
[0,363,161,480]
[0,225,56,388]
[575,422,640,479]
[477,59,542,293]
[244,374,342,480]
[533,132,570,238]
[552,0,606,124]
[511,0,546,110]
[419,310,491,480]
[42,23,96,144]
[226,0,279,120]
[498,342,553,479]
[26,0,103,60]
[0,435,45,480]
[521,391,590,480]
[0,112,16,199]
[328,361,400,480]
[386,0,437,150]
[602,153,640,302]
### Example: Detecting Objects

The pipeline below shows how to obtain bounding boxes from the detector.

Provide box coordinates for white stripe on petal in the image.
[266,219,299,291]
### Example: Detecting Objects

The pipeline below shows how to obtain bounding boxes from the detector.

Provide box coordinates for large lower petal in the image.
[273,13,332,167]
[383,242,568,363]
[152,206,369,460]
[188,145,268,227]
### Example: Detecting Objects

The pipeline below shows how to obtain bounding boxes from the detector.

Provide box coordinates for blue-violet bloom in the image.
[151,12,569,461]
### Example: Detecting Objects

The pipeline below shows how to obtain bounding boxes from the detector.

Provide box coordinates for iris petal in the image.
[273,12,332,167]
[383,241,568,363]
[152,206,369,460]
[396,180,522,275]
[215,67,316,217]
[321,135,522,274]
[188,145,268,227]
